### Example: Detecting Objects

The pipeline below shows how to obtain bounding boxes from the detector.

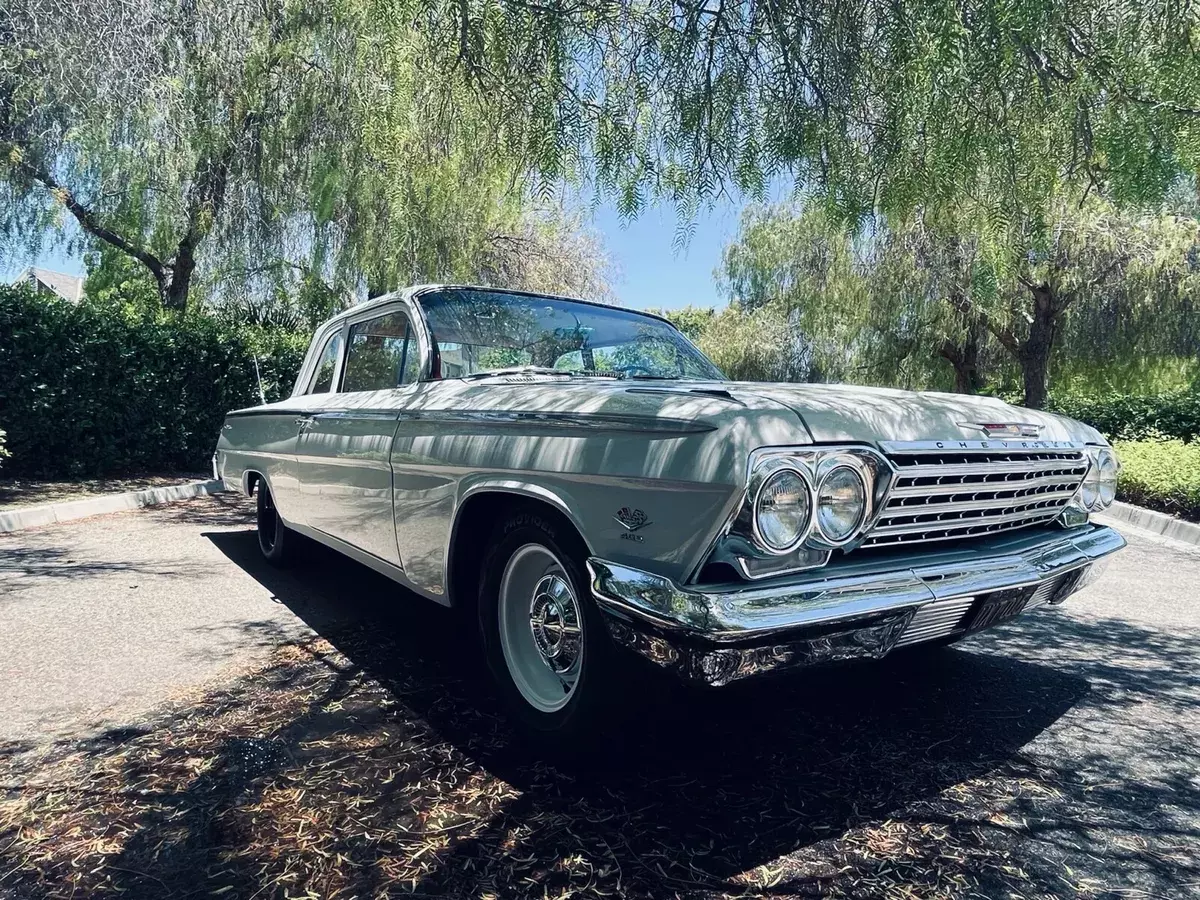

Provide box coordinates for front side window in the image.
[341,310,420,392]
[306,331,343,394]
[418,289,724,381]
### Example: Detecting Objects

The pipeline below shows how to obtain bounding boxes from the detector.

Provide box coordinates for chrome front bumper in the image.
[588,524,1125,685]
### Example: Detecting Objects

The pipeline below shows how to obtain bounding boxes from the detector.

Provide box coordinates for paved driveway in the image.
[1,496,1198,898]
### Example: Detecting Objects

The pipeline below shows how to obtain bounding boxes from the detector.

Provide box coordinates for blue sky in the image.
[1,199,744,311]
[593,200,742,310]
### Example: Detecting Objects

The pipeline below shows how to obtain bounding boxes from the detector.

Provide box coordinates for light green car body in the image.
[215,285,1123,684]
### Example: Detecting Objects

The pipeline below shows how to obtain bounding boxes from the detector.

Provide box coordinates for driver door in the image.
[294,306,423,567]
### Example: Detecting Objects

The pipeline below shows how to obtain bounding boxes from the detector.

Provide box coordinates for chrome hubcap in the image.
[498,545,584,712]
[529,575,582,674]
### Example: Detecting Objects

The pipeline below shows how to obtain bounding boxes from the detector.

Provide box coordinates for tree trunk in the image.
[939,289,987,394]
[1018,283,1059,409]
[163,250,196,312]
[937,340,984,394]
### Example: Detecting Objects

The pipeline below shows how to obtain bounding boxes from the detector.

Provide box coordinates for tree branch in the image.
[10,154,168,288]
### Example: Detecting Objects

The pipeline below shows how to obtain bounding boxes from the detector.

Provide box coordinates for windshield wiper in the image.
[462,366,625,381]
[461,366,572,381]
[622,373,685,381]
[575,369,621,379]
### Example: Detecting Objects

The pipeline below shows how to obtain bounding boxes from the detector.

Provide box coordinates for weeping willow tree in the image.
[1,0,359,310]
[715,195,1200,404]
[382,0,1200,223]
[944,194,1200,407]
[0,0,611,315]
[6,0,1200,315]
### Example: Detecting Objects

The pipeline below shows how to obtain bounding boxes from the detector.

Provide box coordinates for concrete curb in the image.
[0,479,224,534]
[1096,500,1200,548]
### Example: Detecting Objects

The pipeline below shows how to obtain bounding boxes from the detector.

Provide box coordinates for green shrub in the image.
[1113,438,1200,522]
[0,286,308,478]
[1050,390,1200,443]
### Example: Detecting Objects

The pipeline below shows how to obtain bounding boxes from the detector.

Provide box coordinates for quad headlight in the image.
[815,465,869,545]
[752,465,813,553]
[1097,450,1119,507]
[747,451,881,558]
[1079,447,1119,512]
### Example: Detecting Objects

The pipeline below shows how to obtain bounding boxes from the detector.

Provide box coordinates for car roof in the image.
[326,284,680,330]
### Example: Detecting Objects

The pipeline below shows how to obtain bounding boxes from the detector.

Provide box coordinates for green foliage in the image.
[1,0,612,315]
[651,307,717,342]
[1113,438,1200,522]
[713,195,1200,403]
[82,244,160,312]
[0,286,307,478]
[1,0,369,309]
[391,0,1200,225]
[694,303,815,383]
[717,204,965,389]
[1050,391,1200,443]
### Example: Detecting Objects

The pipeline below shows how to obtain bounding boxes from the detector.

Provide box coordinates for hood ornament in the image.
[959,422,1043,439]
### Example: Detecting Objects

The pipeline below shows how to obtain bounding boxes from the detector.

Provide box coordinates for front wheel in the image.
[479,509,625,747]
[256,481,296,566]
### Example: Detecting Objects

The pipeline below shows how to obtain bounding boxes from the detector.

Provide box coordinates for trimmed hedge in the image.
[1050,390,1200,443]
[1113,438,1200,523]
[0,287,308,478]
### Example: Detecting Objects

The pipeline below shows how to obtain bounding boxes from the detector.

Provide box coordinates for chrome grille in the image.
[893,596,975,648]
[863,446,1089,549]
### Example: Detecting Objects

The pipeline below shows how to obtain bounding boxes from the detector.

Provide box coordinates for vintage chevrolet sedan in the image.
[215,285,1125,741]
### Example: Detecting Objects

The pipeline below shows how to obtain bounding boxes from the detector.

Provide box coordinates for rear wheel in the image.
[479,507,625,749]
[256,481,295,566]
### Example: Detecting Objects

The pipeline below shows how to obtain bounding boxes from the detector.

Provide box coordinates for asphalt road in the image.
[1,495,1198,897]
[0,494,309,745]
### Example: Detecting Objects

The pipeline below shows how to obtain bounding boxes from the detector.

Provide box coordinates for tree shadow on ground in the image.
[2,527,1196,898]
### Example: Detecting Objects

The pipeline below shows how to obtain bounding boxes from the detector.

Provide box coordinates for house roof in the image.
[13,267,85,303]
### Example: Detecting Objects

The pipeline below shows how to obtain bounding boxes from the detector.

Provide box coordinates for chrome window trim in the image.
[291,318,347,398]
[340,294,435,385]
[301,328,345,396]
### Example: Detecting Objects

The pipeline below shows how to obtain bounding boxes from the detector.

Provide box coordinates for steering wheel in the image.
[612,364,655,377]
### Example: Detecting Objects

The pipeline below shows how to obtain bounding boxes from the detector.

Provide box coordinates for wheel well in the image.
[244,470,264,497]
[447,491,588,611]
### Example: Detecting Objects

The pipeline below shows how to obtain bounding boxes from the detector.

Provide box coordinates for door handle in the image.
[295,415,316,429]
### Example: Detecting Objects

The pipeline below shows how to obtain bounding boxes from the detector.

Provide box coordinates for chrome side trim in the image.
[589,524,1126,644]
[395,409,717,436]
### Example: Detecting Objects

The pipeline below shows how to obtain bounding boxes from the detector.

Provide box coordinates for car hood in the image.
[718,381,1104,445]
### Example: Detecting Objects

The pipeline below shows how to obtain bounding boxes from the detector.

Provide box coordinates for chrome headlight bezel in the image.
[715,446,892,579]
[1077,446,1119,512]
[1097,449,1119,508]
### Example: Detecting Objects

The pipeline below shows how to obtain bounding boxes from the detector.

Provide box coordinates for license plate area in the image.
[965,586,1037,632]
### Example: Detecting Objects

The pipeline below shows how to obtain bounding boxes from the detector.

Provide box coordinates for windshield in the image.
[417,289,725,381]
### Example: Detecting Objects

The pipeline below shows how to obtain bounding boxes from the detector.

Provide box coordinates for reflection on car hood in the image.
[692,381,1103,445]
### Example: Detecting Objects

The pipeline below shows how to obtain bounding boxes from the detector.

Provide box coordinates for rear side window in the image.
[341,311,420,392]
[306,331,343,394]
